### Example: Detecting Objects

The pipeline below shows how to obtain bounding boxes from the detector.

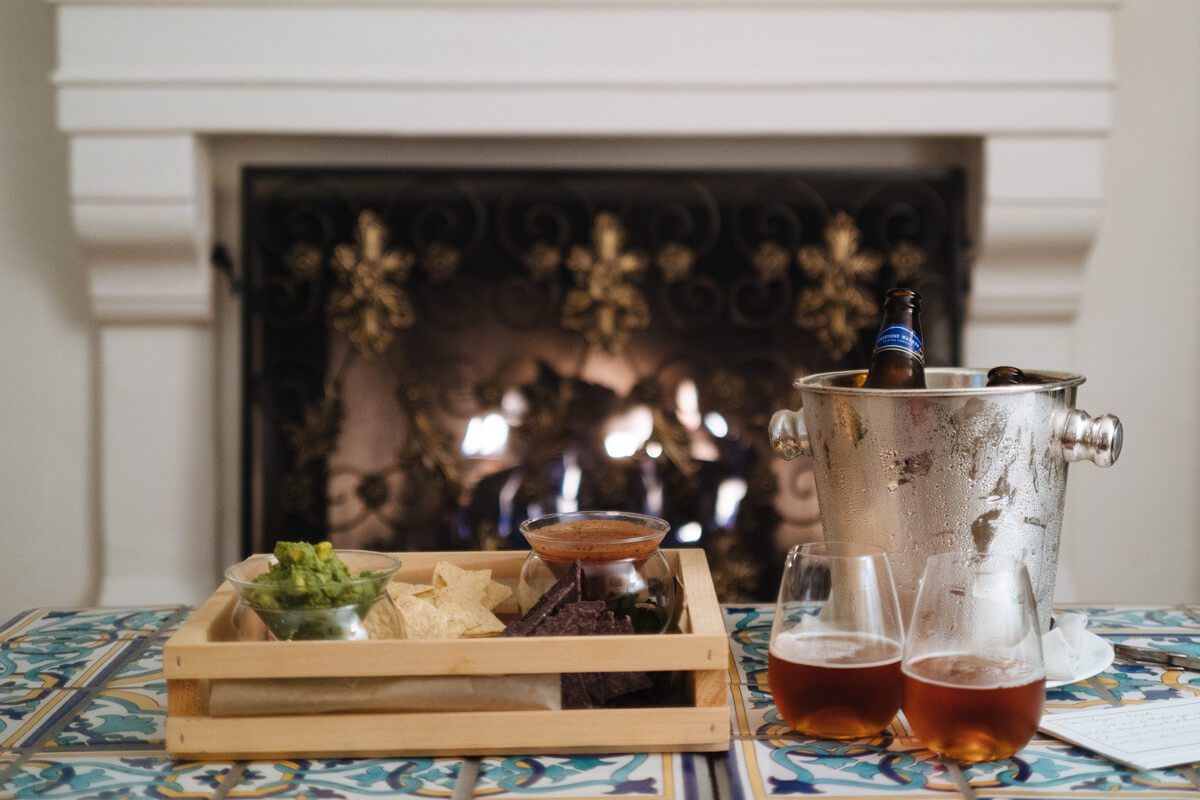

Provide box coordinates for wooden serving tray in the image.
[164,549,730,758]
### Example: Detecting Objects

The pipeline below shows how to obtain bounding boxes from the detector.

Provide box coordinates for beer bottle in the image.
[863,288,926,389]
[986,366,1026,386]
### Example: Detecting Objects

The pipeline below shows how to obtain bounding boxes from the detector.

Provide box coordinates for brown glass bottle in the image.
[863,289,926,389]
[986,366,1026,386]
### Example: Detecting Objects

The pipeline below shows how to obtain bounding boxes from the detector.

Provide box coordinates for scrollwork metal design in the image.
[496,180,590,283]
[420,242,461,283]
[654,242,696,282]
[644,180,720,283]
[282,242,323,281]
[890,240,927,280]
[243,168,967,599]
[328,210,417,356]
[751,241,791,282]
[563,212,651,353]
[396,382,462,503]
[795,211,885,359]
[658,274,724,330]
[523,241,562,281]
[729,276,793,329]
[281,382,343,470]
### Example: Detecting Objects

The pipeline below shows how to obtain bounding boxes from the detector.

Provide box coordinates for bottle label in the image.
[873,324,924,363]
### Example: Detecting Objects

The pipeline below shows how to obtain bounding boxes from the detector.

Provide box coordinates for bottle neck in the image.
[880,304,917,331]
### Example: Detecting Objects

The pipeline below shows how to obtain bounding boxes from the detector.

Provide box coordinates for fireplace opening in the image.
[241,167,967,600]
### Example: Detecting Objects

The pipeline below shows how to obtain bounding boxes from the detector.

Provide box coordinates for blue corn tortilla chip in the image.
[501,561,582,637]
[503,560,654,707]
[530,601,606,637]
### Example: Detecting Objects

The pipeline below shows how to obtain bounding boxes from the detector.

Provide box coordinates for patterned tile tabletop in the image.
[721,604,1200,800]
[0,604,1197,799]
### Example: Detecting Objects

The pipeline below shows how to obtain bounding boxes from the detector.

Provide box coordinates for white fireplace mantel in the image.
[49,0,1116,604]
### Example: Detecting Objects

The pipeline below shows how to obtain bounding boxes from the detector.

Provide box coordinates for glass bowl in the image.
[518,511,677,634]
[224,549,401,641]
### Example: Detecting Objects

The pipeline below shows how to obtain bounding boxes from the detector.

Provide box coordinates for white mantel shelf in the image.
[49,0,1117,604]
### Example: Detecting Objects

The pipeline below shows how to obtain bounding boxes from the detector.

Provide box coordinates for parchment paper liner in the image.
[208,674,561,716]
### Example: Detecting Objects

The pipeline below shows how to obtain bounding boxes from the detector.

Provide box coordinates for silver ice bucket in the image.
[769,368,1122,630]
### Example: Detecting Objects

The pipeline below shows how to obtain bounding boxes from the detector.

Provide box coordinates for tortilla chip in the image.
[463,625,506,639]
[386,563,509,640]
[361,608,401,640]
[388,581,434,601]
[432,590,506,637]
[481,580,512,610]
[432,561,492,602]
[393,594,466,640]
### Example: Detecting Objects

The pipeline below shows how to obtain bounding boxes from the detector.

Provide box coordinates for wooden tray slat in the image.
[170,629,727,679]
[167,706,730,758]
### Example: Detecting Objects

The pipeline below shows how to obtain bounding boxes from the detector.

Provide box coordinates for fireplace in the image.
[50,0,1114,605]
[241,167,967,599]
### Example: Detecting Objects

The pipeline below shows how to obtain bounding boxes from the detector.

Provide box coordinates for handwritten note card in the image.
[1040,697,1200,772]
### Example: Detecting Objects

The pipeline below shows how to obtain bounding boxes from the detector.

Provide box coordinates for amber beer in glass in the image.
[902,553,1045,762]
[768,543,904,739]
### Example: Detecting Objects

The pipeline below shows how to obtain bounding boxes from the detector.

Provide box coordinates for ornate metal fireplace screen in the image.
[242,168,967,600]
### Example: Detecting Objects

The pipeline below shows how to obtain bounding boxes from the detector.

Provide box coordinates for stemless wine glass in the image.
[902,553,1046,762]
[768,542,905,739]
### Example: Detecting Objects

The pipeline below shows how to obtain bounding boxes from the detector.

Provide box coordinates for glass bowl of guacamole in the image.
[224,541,400,641]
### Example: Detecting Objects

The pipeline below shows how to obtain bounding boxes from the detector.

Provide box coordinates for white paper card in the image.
[1039,697,1200,772]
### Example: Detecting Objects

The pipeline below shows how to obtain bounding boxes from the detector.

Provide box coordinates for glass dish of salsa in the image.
[518,511,678,634]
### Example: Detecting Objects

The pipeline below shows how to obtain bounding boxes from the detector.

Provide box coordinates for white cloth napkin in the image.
[1042,611,1113,684]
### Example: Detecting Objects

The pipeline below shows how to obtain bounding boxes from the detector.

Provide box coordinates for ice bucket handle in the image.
[1060,409,1123,467]
[769,409,811,460]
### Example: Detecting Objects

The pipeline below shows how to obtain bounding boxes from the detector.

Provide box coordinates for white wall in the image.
[1056,0,1200,604]
[0,1,96,619]
[0,0,1197,618]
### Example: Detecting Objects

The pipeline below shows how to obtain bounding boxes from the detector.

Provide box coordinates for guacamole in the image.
[248,541,379,610]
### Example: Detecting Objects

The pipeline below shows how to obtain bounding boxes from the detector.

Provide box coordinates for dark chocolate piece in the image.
[582,672,607,706]
[561,673,592,709]
[505,563,655,708]
[594,612,635,636]
[567,668,652,708]
[531,613,575,637]
[531,602,600,637]
[602,670,654,699]
[530,601,610,637]
[501,560,584,637]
